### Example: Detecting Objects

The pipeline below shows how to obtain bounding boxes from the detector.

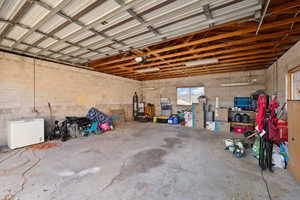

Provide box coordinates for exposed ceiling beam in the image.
[35,0,147,55]
[140,65,268,80]
[138,61,271,77]
[0,0,34,41]
[72,0,261,59]
[116,56,277,77]
[269,0,300,14]
[93,15,300,69]
[95,28,300,71]
[10,0,73,49]
[109,45,286,75]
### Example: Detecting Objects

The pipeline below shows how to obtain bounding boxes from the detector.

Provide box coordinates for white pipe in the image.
[256,0,271,35]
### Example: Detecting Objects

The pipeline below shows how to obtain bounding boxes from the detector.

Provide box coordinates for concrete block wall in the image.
[266,40,300,105]
[142,70,266,115]
[0,52,141,146]
[2,39,300,146]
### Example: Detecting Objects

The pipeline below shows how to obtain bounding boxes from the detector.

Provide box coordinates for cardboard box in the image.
[111,109,126,126]
[193,110,204,128]
[192,103,205,129]
[215,108,228,121]
[192,103,205,112]
[194,110,204,120]
[194,119,204,128]
[215,121,230,132]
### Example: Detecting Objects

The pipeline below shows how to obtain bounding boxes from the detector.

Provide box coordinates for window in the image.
[177,87,205,105]
[288,66,300,100]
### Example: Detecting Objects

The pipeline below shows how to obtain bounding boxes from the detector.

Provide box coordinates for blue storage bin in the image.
[234,97,252,110]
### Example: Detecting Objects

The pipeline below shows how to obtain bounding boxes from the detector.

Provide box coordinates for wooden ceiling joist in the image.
[92,15,300,69]
[110,46,286,75]
[132,59,275,79]
[87,1,300,80]
[141,65,268,80]
[115,52,282,77]
[96,28,300,72]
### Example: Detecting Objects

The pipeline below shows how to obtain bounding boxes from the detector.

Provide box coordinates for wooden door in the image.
[287,100,300,182]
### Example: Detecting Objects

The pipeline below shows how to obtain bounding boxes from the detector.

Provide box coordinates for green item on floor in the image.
[252,136,260,158]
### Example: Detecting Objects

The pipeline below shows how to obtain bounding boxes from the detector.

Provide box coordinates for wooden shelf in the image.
[230,122,255,126]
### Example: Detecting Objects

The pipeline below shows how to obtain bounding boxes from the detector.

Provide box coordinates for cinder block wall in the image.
[142,70,266,114]
[266,40,300,105]
[0,52,141,146]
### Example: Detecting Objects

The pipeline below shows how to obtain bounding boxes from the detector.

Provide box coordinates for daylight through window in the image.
[177,87,205,105]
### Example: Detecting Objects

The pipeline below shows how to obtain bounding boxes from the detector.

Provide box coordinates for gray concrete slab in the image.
[0,122,299,200]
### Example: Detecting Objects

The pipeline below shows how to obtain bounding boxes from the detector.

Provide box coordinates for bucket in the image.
[153,117,157,123]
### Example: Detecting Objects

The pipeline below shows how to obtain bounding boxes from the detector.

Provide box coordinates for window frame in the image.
[176,86,205,105]
[288,65,300,100]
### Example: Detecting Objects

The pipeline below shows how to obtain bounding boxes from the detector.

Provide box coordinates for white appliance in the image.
[7,118,44,149]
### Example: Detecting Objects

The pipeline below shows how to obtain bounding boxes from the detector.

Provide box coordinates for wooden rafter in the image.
[93,16,300,68]
[88,1,300,80]
[96,27,300,73]
[115,51,282,76]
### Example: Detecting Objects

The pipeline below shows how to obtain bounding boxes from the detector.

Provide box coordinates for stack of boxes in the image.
[191,100,230,133]
[214,108,230,132]
[192,103,205,129]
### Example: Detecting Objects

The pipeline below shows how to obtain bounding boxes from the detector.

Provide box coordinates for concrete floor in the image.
[0,122,299,200]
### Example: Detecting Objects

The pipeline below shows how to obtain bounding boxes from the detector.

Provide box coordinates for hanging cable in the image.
[33,58,37,113]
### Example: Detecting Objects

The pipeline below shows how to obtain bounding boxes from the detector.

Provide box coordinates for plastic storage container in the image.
[234,97,252,110]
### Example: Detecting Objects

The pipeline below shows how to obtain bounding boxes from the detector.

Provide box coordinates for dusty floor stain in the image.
[102,148,167,191]
[176,131,191,138]
[161,137,182,149]
[118,148,167,181]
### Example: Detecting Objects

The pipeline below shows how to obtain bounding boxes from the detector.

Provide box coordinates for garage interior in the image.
[1,0,300,199]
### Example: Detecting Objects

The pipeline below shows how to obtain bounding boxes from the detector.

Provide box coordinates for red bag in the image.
[256,94,267,132]
[268,96,279,140]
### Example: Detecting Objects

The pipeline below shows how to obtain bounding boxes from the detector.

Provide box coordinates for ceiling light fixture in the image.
[220,82,252,87]
[135,56,144,63]
[136,67,160,73]
[185,58,219,66]
[220,79,257,87]
[143,87,156,90]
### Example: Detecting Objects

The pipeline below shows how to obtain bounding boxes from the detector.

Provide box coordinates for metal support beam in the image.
[36,0,146,56]
[0,36,88,63]
[256,0,271,35]
[67,0,262,58]
[126,8,161,37]
[203,4,214,27]
[27,0,109,57]
[0,0,34,42]
[10,0,73,49]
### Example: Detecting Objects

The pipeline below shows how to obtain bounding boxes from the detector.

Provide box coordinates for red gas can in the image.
[277,120,288,142]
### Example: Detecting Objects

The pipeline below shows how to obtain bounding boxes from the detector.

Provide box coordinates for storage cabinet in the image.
[287,100,300,182]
